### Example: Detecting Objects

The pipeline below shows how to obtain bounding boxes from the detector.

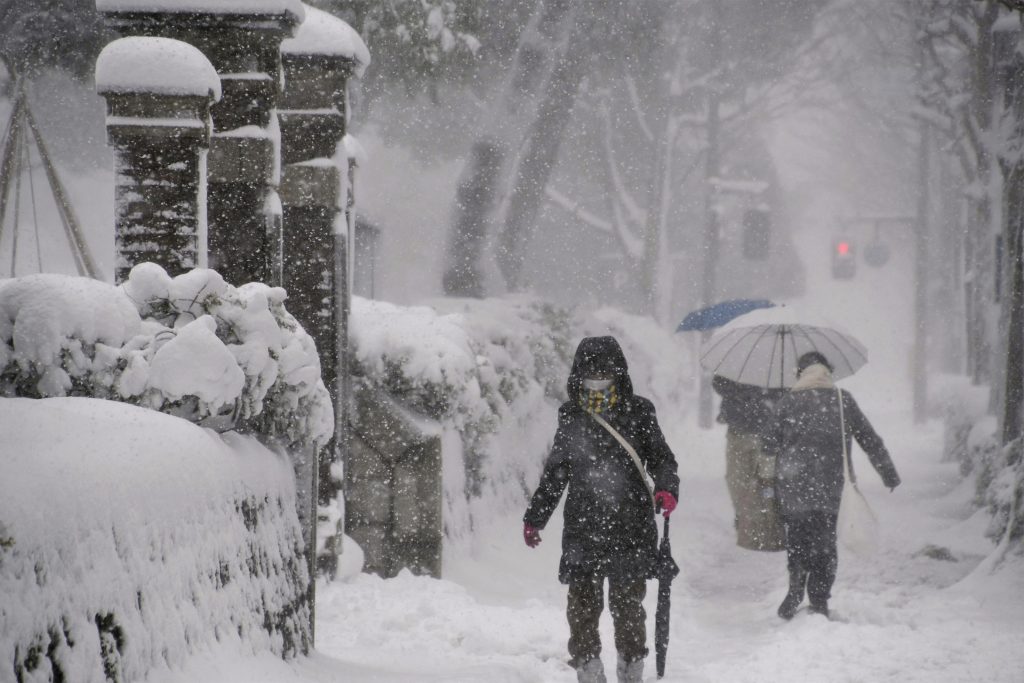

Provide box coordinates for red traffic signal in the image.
[832,238,856,279]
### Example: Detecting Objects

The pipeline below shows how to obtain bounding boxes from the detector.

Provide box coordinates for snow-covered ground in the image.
[141,393,1024,683]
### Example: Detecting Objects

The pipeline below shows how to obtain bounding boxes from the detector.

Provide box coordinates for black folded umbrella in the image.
[655,515,679,679]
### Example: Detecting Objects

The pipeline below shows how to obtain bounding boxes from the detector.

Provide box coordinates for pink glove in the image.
[654,491,677,518]
[524,523,542,548]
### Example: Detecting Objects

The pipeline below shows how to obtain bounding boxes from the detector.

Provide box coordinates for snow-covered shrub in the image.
[937,374,1023,553]
[0,266,332,450]
[0,397,311,681]
[348,295,693,541]
[934,373,991,475]
[976,437,1024,549]
[0,274,142,398]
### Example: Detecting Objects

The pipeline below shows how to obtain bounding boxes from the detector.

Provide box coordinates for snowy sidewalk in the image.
[149,410,1024,682]
[303,412,1024,682]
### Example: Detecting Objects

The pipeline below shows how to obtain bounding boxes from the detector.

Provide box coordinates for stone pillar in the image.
[95,36,219,283]
[347,383,443,578]
[278,5,358,422]
[98,0,304,286]
[277,5,369,578]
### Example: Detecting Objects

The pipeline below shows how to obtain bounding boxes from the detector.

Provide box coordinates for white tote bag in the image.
[836,388,880,556]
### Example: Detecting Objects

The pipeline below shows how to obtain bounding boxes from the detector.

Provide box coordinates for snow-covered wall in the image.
[0,397,310,682]
[348,295,694,546]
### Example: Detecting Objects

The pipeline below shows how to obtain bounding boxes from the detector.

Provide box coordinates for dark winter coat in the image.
[764,387,900,516]
[712,375,785,436]
[524,336,680,584]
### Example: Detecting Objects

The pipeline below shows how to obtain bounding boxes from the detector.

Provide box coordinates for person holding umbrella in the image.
[523,336,679,683]
[764,351,901,619]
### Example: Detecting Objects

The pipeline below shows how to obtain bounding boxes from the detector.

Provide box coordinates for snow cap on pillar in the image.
[281,4,371,78]
[96,36,221,101]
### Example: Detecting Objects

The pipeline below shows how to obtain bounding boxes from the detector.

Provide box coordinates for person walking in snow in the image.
[523,336,679,683]
[712,375,787,551]
[764,351,901,620]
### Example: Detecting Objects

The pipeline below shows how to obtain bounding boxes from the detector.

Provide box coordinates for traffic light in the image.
[863,240,890,267]
[742,208,771,260]
[832,238,856,279]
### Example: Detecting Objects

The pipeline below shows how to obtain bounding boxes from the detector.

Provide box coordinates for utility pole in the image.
[913,123,930,425]
[698,0,723,429]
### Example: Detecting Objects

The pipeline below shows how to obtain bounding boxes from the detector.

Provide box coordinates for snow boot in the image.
[777,569,807,620]
[616,655,644,683]
[808,600,829,618]
[576,657,606,683]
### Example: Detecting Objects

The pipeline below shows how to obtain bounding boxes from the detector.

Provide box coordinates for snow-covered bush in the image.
[0,266,332,450]
[0,397,311,681]
[348,295,693,541]
[935,373,992,475]
[976,437,1024,549]
[937,374,1023,552]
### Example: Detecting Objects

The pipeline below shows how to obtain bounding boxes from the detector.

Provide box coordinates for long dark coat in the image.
[765,387,900,516]
[524,336,679,584]
[712,375,785,436]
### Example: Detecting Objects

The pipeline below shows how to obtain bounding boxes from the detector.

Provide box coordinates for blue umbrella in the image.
[676,299,775,332]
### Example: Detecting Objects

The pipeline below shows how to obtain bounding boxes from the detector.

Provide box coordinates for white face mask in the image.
[582,378,613,391]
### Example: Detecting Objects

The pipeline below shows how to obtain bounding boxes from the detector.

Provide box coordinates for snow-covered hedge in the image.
[348,295,693,542]
[0,266,332,450]
[975,437,1024,550]
[938,374,1024,552]
[0,397,311,682]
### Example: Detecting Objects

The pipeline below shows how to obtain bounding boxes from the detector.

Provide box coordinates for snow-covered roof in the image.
[281,5,370,78]
[96,37,222,101]
[96,0,304,21]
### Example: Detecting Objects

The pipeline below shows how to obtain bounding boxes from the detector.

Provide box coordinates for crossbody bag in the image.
[587,410,656,508]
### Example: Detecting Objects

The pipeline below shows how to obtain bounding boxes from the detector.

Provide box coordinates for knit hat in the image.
[797,351,833,375]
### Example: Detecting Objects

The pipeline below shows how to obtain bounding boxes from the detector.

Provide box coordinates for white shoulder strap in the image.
[588,410,656,506]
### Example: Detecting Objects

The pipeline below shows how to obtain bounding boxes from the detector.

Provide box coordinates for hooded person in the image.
[523,336,680,683]
[764,351,901,620]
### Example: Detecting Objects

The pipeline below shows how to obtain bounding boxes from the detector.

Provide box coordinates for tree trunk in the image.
[442,140,504,297]
[1000,19,1024,444]
[698,0,724,430]
[1002,163,1024,443]
[496,14,589,291]
[441,0,578,297]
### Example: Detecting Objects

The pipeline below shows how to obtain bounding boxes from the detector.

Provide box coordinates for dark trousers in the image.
[783,511,838,605]
[567,575,648,664]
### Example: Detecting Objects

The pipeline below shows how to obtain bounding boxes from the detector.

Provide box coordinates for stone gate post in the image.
[98,0,304,287]
[96,36,219,283]
[277,5,369,577]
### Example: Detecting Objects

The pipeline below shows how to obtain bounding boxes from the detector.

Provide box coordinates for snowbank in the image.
[0,397,310,681]
[0,267,332,450]
[348,295,694,544]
